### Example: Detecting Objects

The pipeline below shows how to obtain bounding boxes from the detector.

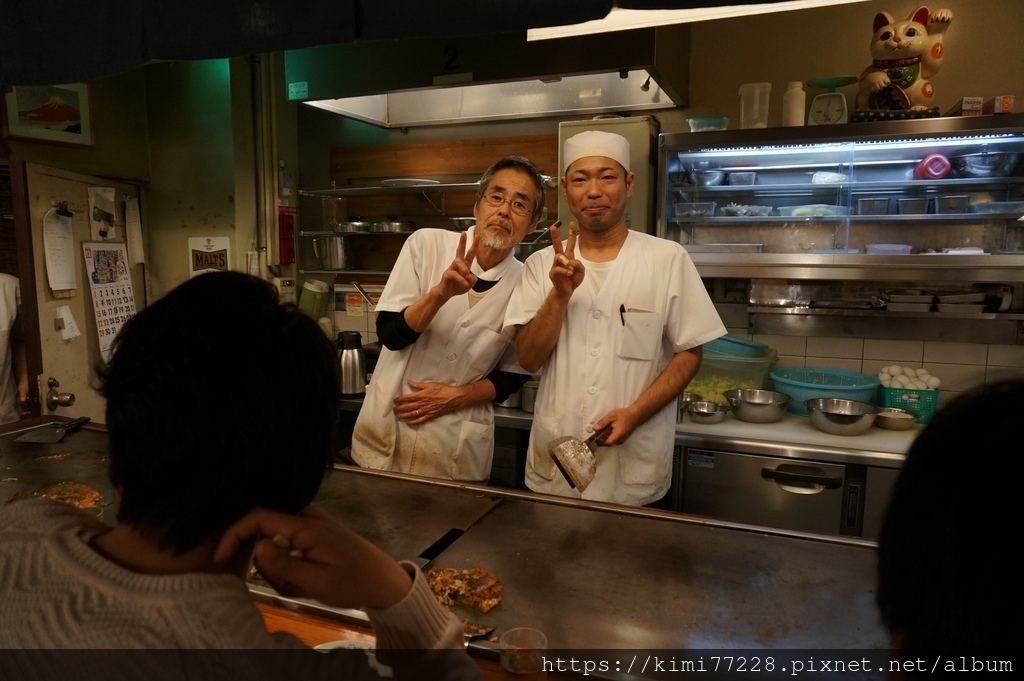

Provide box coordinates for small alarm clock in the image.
[806,76,858,125]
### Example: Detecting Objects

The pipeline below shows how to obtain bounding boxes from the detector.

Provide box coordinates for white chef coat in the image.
[351,227,524,482]
[503,231,725,505]
[0,274,21,425]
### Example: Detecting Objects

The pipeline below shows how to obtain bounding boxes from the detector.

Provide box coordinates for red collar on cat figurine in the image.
[872,56,921,69]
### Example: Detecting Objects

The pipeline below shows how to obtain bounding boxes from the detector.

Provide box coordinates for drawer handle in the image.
[761,467,842,489]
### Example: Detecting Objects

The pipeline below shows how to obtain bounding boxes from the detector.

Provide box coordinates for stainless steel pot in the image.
[375,220,415,233]
[448,217,475,230]
[514,228,554,262]
[312,235,348,270]
[335,221,370,233]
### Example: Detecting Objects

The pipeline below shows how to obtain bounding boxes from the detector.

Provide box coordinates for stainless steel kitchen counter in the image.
[343,397,915,467]
[259,466,888,652]
[0,424,889,654]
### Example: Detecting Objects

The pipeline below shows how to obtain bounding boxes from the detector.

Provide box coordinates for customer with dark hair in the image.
[351,156,544,482]
[0,272,478,678]
[877,380,1020,654]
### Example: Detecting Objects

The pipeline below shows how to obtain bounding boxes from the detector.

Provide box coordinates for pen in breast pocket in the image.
[619,304,626,326]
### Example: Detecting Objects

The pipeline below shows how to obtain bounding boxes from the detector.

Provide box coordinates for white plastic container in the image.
[866,243,912,255]
[782,81,806,127]
[739,82,772,129]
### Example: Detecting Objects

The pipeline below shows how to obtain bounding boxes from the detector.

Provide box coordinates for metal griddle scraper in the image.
[546,427,610,492]
[14,417,90,444]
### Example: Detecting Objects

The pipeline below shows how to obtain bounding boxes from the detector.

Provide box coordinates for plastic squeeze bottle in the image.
[782,81,806,127]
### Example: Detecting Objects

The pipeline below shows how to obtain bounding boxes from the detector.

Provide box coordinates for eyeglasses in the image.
[480,192,533,217]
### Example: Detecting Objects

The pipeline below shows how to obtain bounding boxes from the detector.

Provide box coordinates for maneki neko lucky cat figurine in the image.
[856,6,952,113]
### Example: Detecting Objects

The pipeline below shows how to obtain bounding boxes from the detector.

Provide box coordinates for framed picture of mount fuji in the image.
[2,83,93,147]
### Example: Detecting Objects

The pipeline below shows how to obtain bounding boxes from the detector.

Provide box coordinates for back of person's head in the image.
[877,379,1021,653]
[99,271,338,555]
[476,156,546,222]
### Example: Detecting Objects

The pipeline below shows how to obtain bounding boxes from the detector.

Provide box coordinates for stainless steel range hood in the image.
[283,25,690,128]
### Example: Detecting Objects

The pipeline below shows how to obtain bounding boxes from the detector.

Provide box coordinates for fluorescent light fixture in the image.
[528,0,871,41]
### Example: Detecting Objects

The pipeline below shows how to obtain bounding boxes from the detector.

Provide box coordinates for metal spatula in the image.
[546,426,610,492]
[14,417,90,444]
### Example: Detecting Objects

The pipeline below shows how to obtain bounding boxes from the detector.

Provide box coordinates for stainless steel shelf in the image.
[299,182,479,197]
[689,253,1024,283]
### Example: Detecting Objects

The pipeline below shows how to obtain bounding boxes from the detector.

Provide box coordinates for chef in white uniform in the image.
[351,156,545,482]
[504,131,725,506]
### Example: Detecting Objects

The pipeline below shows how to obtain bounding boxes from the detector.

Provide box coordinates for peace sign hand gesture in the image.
[549,221,584,298]
[435,230,478,301]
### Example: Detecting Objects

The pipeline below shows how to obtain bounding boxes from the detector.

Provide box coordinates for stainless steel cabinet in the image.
[673,444,899,539]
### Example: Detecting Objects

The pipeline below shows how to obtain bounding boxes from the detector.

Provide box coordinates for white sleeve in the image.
[665,248,726,352]
[502,250,552,333]
[374,230,444,314]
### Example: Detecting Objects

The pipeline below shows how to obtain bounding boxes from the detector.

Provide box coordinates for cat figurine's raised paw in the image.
[856,6,952,111]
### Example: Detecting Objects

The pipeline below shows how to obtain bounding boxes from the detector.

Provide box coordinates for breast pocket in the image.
[462,327,507,383]
[617,311,663,361]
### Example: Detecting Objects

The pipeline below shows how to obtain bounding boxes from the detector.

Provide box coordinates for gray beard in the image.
[480,232,511,250]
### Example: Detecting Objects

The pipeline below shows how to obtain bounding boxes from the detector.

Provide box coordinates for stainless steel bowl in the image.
[723,389,791,424]
[685,401,729,424]
[805,398,879,436]
[688,170,726,186]
[874,407,919,430]
[676,391,703,423]
[448,217,476,230]
[949,152,1022,179]
[375,220,415,233]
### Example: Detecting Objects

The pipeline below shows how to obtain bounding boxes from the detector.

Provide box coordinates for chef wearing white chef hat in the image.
[504,130,725,507]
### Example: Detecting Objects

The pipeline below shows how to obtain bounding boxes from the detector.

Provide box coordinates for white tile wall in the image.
[988,344,1024,367]
[864,339,923,363]
[924,341,988,365]
[806,336,864,359]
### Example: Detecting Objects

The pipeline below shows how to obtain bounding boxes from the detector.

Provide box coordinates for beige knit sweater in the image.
[0,500,480,679]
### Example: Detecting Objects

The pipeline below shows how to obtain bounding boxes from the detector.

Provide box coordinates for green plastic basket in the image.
[877,386,938,424]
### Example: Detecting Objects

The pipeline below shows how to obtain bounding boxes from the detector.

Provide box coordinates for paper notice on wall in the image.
[55,305,81,341]
[88,187,116,240]
[42,208,77,292]
[188,237,231,278]
[83,242,137,362]
[125,196,145,266]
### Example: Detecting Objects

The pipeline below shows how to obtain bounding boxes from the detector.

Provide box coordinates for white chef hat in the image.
[563,130,631,173]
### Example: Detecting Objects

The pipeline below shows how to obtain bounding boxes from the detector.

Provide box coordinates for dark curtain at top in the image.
[0,0,615,89]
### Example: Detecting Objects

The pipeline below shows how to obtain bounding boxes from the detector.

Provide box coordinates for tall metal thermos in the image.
[336,331,367,396]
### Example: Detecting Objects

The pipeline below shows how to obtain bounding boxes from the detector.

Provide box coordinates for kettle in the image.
[336,331,367,396]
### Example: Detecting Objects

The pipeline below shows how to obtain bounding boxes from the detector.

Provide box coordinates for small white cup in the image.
[499,627,547,675]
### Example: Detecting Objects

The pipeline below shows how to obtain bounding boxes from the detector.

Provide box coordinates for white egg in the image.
[878,372,892,382]
[881,379,892,387]
[926,376,941,389]
[916,369,931,378]
[881,365,892,375]
[903,367,918,377]
[912,379,928,389]
[890,366,904,376]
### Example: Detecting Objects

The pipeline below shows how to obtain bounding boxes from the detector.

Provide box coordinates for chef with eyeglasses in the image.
[351,156,545,482]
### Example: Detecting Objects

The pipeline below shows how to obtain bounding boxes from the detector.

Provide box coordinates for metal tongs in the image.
[350,281,375,310]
